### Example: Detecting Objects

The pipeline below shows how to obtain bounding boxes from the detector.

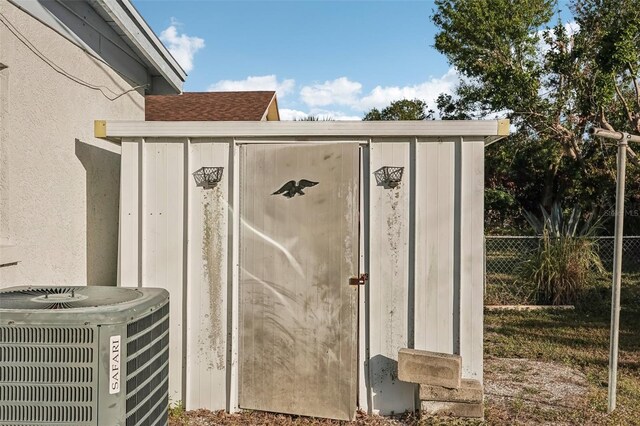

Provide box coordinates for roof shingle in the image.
[145,91,278,121]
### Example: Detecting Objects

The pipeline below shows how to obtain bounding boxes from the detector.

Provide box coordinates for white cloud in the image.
[279,108,362,121]
[207,75,296,98]
[215,69,461,121]
[297,69,459,114]
[160,21,205,73]
[308,109,362,121]
[357,68,459,111]
[536,21,580,56]
[279,109,309,121]
[565,21,580,35]
[300,77,362,107]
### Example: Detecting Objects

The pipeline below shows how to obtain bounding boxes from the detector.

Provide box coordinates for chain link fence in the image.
[484,236,640,304]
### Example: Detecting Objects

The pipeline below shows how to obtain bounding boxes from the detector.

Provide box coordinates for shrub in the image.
[518,203,604,305]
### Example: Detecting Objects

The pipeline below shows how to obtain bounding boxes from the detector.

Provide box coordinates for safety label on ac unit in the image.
[109,335,121,394]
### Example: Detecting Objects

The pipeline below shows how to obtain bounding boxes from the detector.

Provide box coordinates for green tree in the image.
[432,0,640,233]
[363,99,434,121]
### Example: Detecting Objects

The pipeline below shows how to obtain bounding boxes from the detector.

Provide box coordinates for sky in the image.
[133,0,572,120]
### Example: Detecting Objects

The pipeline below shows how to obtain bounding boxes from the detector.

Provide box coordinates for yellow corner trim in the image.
[497,119,510,136]
[94,120,107,138]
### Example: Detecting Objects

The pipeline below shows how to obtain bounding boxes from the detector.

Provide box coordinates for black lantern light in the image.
[374,166,404,188]
[192,167,224,189]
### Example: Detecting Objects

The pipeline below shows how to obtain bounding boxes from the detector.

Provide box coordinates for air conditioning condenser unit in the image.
[0,286,170,426]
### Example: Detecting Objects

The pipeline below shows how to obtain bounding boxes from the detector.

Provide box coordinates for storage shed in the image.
[96,119,508,420]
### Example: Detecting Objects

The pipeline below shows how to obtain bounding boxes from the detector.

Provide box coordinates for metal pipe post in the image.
[608,133,628,413]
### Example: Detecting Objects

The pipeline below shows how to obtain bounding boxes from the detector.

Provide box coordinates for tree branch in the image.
[627,146,640,167]
[598,108,640,167]
[516,109,582,160]
[628,63,640,110]
[600,108,615,131]
[614,82,634,124]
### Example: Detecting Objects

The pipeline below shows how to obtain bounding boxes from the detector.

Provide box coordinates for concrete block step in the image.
[420,378,483,403]
[421,400,484,419]
[398,348,461,388]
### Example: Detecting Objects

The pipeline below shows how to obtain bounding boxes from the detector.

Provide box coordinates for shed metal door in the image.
[239,143,359,421]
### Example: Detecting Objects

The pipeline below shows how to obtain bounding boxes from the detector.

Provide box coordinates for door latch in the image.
[349,273,368,286]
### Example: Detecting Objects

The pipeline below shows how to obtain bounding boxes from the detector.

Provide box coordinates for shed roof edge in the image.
[96,119,510,140]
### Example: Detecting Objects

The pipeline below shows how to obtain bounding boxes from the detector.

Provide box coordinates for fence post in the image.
[608,134,628,413]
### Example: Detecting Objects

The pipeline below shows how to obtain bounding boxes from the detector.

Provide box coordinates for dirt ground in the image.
[483,357,589,425]
[169,357,589,425]
[170,409,417,426]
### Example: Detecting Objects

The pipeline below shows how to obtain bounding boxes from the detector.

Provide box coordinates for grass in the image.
[170,273,640,425]
[516,233,604,305]
[484,272,640,424]
[168,401,187,424]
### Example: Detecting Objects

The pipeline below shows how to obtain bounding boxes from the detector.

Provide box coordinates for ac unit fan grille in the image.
[125,301,170,426]
[127,302,169,336]
[0,326,94,344]
[0,345,93,363]
[0,326,96,425]
[0,405,93,423]
[126,377,169,426]
[126,348,169,412]
[0,365,93,383]
[0,384,92,402]
[0,286,140,310]
[127,316,170,356]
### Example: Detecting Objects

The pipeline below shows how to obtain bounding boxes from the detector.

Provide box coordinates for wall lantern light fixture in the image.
[374,166,404,188]
[192,166,224,189]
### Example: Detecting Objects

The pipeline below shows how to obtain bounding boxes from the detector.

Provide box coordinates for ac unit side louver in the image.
[0,286,170,426]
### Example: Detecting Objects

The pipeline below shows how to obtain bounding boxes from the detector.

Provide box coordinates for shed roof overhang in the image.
[95,119,510,143]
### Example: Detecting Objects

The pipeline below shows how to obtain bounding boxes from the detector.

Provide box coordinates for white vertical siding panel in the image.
[143,141,156,287]
[414,141,455,354]
[167,142,186,402]
[142,138,185,403]
[368,141,414,414]
[459,140,485,381]
[119,139,140,287]
[358,145,369,413]
[229,141,241,413]
[186,140,230,410]
[186,142,204,410]
[156,143,168,288]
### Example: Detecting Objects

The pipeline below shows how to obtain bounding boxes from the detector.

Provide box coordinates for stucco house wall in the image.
[0,1,156,287]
